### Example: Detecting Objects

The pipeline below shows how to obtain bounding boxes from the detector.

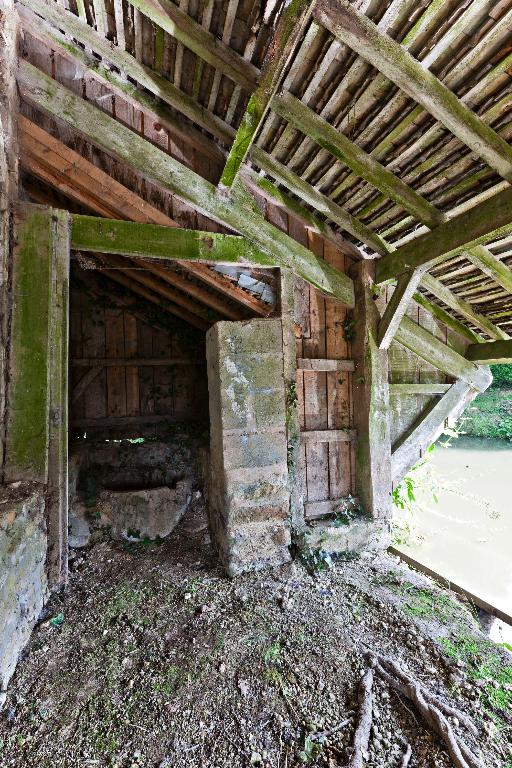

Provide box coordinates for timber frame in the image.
[1,0,512,583]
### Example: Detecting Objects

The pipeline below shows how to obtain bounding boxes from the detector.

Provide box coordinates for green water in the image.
[395,436,512,628]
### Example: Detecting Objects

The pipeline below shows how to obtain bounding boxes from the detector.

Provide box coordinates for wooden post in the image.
[350,261,392,519]
[280,268,304,530]
[0,1,19,478]
[5,204,71,588]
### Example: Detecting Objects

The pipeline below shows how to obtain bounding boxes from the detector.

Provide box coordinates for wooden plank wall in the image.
[267,209,356,521]
[70,273,208,440]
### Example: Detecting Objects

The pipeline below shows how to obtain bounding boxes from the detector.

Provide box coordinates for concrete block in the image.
[298,518,391,556]
[0,484,47,708]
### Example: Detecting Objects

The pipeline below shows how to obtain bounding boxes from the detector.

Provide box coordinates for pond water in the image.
[395,436,512,642]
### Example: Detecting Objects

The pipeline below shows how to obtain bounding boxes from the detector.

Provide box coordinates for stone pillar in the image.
[350,260,392,520]
[206,319,291,576]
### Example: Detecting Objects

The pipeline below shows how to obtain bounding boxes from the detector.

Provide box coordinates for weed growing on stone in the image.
[393,582,460,624]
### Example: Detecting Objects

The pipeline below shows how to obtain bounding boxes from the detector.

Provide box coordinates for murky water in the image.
[395,436,512,640]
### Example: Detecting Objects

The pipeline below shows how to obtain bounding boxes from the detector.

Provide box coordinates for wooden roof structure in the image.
[12,0,512,346]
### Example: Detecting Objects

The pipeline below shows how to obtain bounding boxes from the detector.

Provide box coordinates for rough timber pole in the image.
[0,2,19,479]
[350,261,392,520]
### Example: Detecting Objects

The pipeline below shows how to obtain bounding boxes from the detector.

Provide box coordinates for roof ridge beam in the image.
[313,0,512,184]
[18,61,354,306]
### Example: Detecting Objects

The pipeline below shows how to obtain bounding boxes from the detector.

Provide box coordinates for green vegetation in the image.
[439,633,512,744]
[391,582,460,623]
[461,365,512,441]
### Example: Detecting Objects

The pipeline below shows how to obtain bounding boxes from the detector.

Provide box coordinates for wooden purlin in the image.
[19,116,272,319]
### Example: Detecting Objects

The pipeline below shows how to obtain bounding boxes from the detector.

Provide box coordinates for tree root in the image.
[400,743,412,767]
[346,663,374,768]
[367,653,484,768]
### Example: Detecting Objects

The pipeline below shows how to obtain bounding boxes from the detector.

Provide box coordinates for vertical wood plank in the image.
[105,308,126,417]
[124,312,139,417]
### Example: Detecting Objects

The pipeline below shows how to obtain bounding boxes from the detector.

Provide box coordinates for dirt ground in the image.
[0,503,510,768]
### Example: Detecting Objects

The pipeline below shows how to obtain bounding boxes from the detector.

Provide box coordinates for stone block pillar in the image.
[206,319,291,576]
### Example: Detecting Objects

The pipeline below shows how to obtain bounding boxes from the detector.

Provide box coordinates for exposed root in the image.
[400,743,412,768]
[368,654,484,768]
[347,663,374,768]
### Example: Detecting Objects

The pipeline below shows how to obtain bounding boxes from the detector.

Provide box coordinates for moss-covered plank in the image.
[19,63,354,306]
[220,0,311,187]
[272,92,441,229]
[376,186,512,283]
[395,316,491,392]
[4,205,69,483]
[127,0,258,92]
[71,216,270,263]
[314,0,512,183]
[462,244,512,297]
[378,268,426,350]
[466,340,512,365]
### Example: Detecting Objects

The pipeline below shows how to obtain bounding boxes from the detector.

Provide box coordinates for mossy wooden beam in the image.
[220,0,312,187]
[19,62,354,306]
[376,186,512,283]
[314,0,512,184]
[251,146,390,256]
[272,92,441,229]
[421,273,509,342]
[395,316,491,392]
[127,0,258,92]
[461,244,512,297]
[391,380,477,483]
[466,340,512,365]
[350,260,392,520]
[378,268,426,350]
[412,293,482,345]
[71,215,270,263]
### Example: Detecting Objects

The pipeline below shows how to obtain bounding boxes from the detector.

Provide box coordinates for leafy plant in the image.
[333,494,364,526]
[342,316,356,342]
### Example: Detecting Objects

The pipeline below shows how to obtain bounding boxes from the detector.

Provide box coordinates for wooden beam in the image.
[378,269,425,350]
[296,358,355,371]
[72,366,103,403]
[314,0,512,184]
[462,244,512,297]
[412,292,483,345]
[300,429,356,444]
[18,62,355,306]
[391,380,476,483]
[395,316,492,392]
[466,340,512,365]
[18,3,364,260]
[220,0,312,187]
[251,146,390,256]
[127,0,258,93]
[421,273,509,342]
[72,357,203,367]
[94,262,210,331]
[272,92,441,229]
[71,215,268,263]
[350,260,392,519]
[20,117,270,317]
[390,384,452,395]
[376,186,512,283]
[72,413,202,428]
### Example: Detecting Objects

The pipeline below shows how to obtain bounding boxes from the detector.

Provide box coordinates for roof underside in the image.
[14,0,512,336]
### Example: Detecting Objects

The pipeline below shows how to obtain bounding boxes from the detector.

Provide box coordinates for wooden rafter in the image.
[466,340,512,364]
[18,61,355,306]
[377,269,426,350]
[376,187,512,284]
[220,0,312,187]
[313,0,512,184]
[127,0,259,92]
[395,316,491,393]
[19,116,271,318]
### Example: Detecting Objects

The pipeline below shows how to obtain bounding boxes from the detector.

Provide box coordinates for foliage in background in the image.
[460,388,512,442]
[490,364,512,388]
